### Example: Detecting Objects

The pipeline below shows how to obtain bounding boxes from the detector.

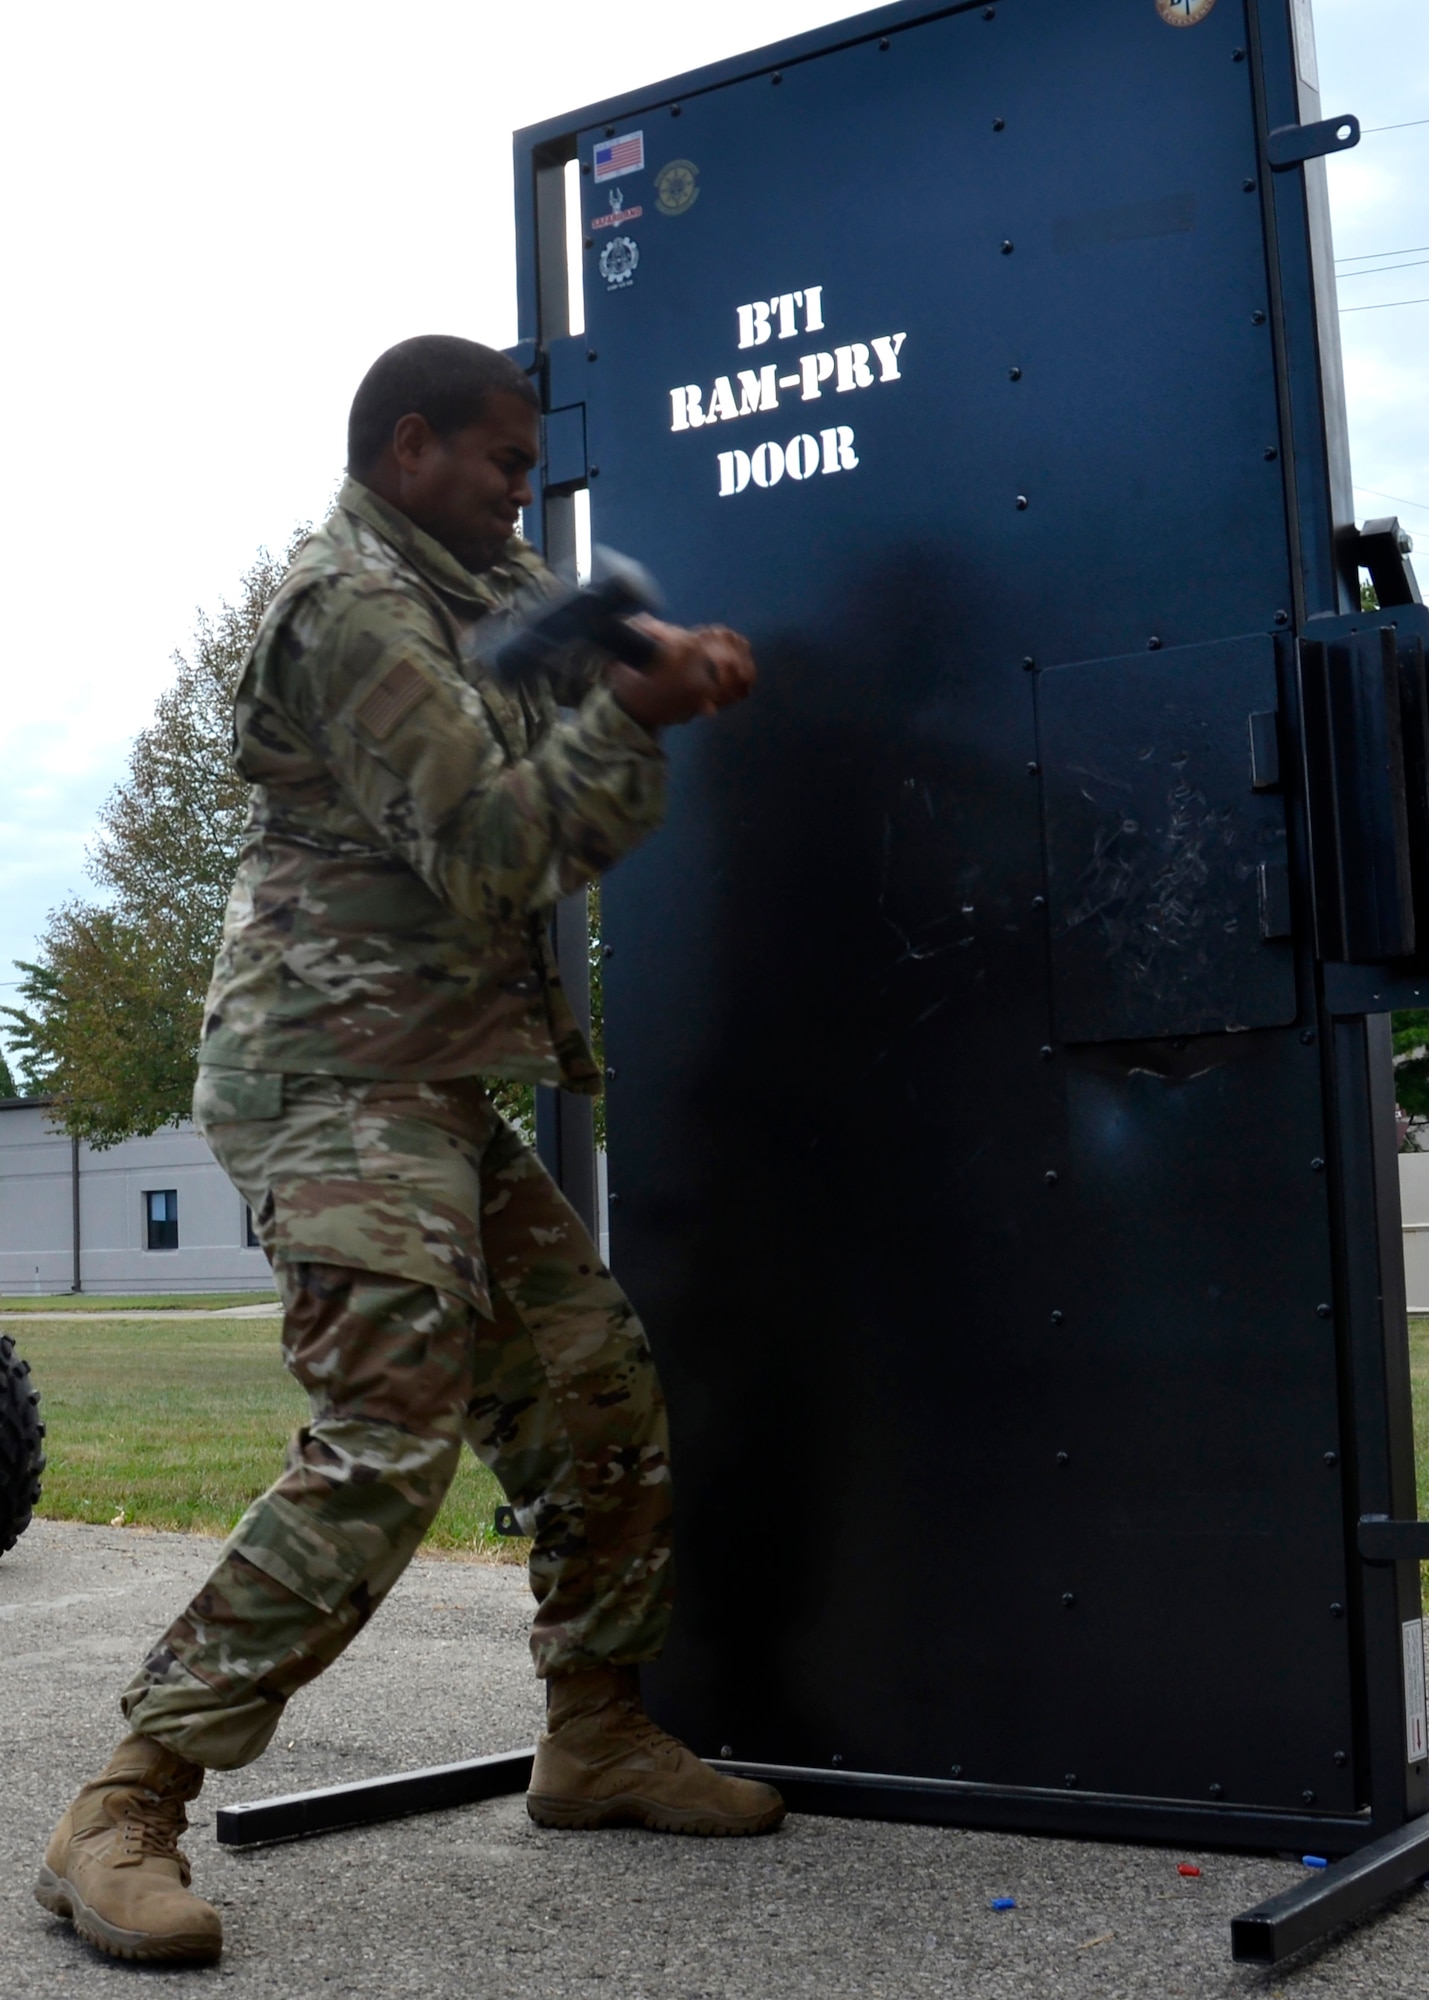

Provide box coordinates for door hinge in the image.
[1339,517,1424,612]
[1266,114,1360,171]
[1359,1515,1429,1562]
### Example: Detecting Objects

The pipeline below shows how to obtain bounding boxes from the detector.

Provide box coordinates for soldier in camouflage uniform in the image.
[38,336,782,1968]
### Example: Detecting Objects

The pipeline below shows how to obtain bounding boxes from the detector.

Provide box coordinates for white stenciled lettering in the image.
[669,386,706,432]
[717,428,859,495]
[798,352,836,400]
[736,288,827,348]
[737,301,774,349]
[871,332,907,381]
[695,289,900,489]
[774,291,804,339]
[751,441,785,488]
[821,425,858,473]
[785,434,821,480]
[707,376,740,423]
[834,343,875,393]
[737,366,778,416]
[736,302,768,350]
[717,450,752,496]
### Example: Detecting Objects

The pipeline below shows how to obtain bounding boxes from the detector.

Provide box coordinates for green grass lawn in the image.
[0,1292,277,1314]
[18,1316,520,1561]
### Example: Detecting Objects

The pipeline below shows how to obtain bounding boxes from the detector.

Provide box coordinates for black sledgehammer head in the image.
[491,547,662,683]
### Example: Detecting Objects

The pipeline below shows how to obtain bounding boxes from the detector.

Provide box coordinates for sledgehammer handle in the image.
[492,555,662,683]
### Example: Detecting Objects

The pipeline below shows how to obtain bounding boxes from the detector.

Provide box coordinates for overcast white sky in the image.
[0,0,1425,1039]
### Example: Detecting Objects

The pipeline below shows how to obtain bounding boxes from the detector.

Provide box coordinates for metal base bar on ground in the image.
[218,1742,1370,1860]
[716,1761,1368,1854]
[214,1748,534,1847]
[1231,1810,1429,1964]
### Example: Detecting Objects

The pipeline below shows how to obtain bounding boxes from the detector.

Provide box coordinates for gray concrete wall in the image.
[1401,1151,1429,1314]
[0,1101,273,1295]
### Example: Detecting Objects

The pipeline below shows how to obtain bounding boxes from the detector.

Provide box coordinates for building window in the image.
[144,1189,179,1251]
[244,1204,260,1248]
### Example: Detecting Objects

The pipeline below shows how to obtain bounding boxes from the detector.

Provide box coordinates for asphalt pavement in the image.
[3,1519,1427,1998]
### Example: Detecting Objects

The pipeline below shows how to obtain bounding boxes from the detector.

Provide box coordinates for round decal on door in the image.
[655,159,700,216]
[1156,0,1217,24]
[599,236,640,290]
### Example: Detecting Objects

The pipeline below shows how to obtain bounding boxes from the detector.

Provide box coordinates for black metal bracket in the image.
[1297,605,1429,966]
[1266,114,1360,172]
[1322,965,1429,1014]
[542,406,588,492]
[1359,1515,1429,1563]
[504,333,591,494]
[501,337,540,378]
[1342,518,1425,613]
[215,1748,535,1847]
[1298,622,1417,961]
[1231,1809,1429,1962]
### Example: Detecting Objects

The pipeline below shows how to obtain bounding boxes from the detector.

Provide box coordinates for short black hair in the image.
[347,335,539,477]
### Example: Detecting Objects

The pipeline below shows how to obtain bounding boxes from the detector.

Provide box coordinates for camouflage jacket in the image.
[197,479,667,1088]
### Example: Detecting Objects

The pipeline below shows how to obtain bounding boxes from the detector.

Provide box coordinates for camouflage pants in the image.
[120,1070,673,1770]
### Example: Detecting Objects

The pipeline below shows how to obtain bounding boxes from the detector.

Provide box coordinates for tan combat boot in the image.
[528,1665,786,1835]
[35,1733,222,1963]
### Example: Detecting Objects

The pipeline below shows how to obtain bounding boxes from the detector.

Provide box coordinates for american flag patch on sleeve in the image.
[593,131,644,182]
[355,658,433,740]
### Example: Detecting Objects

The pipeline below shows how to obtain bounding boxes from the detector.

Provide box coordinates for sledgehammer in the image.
[487,547,662,683]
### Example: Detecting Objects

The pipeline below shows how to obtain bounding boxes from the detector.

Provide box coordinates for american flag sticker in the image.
[593,131,645,182]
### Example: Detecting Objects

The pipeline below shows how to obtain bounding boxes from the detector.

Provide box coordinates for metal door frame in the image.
[218,0,1429,1964]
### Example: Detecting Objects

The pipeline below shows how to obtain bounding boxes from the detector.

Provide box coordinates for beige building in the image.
[0,1098,272,1295]
[1400,1152,1429,1314]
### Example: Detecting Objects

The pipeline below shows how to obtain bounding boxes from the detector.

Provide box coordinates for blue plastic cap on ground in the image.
[1302,1855,1329,1870]
[990,1897,1017,1911]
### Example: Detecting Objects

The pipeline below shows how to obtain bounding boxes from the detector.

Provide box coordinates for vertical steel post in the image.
[533,153,578,582]
[1251,0,1426,1833]
[70,1133,81,1293]
[518,140,598,1235]
[534,895,599,1237]
[1329,1015,1428,1826]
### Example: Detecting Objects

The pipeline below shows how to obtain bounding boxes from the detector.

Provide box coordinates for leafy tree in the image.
[0,530,593,1151]
[6,920,201,1139]
[2,543,299,1145]
[1395,1011,1429,1147]
[0,1045,18,1099]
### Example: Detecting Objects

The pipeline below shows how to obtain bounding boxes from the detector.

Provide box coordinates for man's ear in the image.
[391,412,439,473]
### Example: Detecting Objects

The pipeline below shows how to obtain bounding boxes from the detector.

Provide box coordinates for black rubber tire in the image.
[0,1334,45,1556]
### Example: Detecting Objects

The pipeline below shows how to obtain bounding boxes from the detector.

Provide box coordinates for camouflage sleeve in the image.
[545,642,608,710]
[285,578,667,920]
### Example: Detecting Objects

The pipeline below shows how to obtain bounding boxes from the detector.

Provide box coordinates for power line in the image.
[1354,485,1429,518]
[1360,117,1429,135]
[1339,258,1429,279]
[1337,245,1429,264]
[1340,296,1429,313]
